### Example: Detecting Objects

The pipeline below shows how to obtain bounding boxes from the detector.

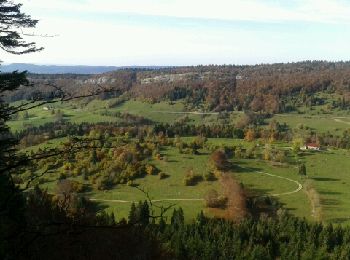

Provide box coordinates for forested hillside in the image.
[6,61,350,113]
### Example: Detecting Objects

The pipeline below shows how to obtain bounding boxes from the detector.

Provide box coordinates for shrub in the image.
[209,150,229,171]
[145,164,156,175]
[159,172,167,180]
[183,169,203,186]
[205,189,228,208]
[203,172,217,181]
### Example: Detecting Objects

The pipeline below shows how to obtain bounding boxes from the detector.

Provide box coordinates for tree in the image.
[292,138,304,155]
[171,208,184,229]
[0,1,42,257]
[209,149,229,171]
[299,163,307,176]
[244,128,255,142]
[204,189,227,208]
[0,1,43,54]
[139,200,150,226]
[128,202,137,224]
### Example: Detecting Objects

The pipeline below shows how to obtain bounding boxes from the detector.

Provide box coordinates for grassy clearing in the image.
[8,100,118,132]
[233,159,310,220]
[22,133,350,224]
[8,99,229,131]
[11,97,350,224]
[30,137,313,222]
[88,146,221,221]
[270,113,350,133]
[301,149,350,225]
[90,145,313,221]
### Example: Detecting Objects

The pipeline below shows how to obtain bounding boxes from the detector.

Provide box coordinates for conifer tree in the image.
[128,202,137,224]
[0,0,42,257]
[139,200,150,226]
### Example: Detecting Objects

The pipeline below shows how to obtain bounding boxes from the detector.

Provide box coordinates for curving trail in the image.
[255,171,303,196]
[238,166,303,197]
[334,117,350,125]
[151,110,219,115]
[89,198,204,203]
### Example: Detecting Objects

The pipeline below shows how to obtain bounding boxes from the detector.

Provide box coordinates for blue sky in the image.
[2,0,350,66]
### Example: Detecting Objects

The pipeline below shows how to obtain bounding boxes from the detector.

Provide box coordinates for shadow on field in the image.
[312,177,340,182]
[284,207,298,212]
[233,165,262,173]
[299,151,315,157]
[319,191,342,195]
[166,159,179,163]
[329,218,350,224]
[248,187,274,195]
[95,203,109,212]
[321,198,340,206]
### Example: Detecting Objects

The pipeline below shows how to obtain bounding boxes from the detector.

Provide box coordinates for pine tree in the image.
[159,217,166,232]
[139,200,149,226]
[0,1,42,257]
[128,202,137,224]
[171,207,184,229]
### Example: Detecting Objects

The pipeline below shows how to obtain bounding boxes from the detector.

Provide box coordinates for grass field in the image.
[301,149,350,225]
[22,134,350,225]
[10,98,350,134]
[11,97,350,224]
[269,113,350,133]
[29,137,312,222]
[8,99,228,132]
[35,144,221,222]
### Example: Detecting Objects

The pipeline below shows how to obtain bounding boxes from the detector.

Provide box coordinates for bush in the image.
[210,150,229,171]
[57,179,84,194]
[159,172,167,180]
[205,189,227,208]
[203,172,217,181]
[145,164,156,175]
[183,169,203,186]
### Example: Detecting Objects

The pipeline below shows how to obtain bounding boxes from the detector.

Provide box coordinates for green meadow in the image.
[8,99,229,132]
[12,98,350,224]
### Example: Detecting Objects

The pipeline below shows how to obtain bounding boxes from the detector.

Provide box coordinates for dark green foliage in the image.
[0,1,43,257]
[16,187,166,259]
[140,200,150,226]
[128,202,137,224]
[299,163,307,176]
[0,0,42,54]
[128,200,150,226]
[170,208,184,229]
[151,207,350,260]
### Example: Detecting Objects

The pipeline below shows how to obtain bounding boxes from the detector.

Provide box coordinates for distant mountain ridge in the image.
[0,63,169,74]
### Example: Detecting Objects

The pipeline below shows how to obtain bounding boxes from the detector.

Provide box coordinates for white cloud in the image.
[21,0,350,24]
[2,0,349,65]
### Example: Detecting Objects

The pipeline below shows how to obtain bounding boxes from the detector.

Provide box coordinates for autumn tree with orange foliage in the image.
[209,149,229,171]
[244,128,256,142]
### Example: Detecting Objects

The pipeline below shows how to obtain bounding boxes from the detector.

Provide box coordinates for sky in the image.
[2,0,350,66]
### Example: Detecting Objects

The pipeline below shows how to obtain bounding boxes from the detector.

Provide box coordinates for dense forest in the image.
[5,61,350,113]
